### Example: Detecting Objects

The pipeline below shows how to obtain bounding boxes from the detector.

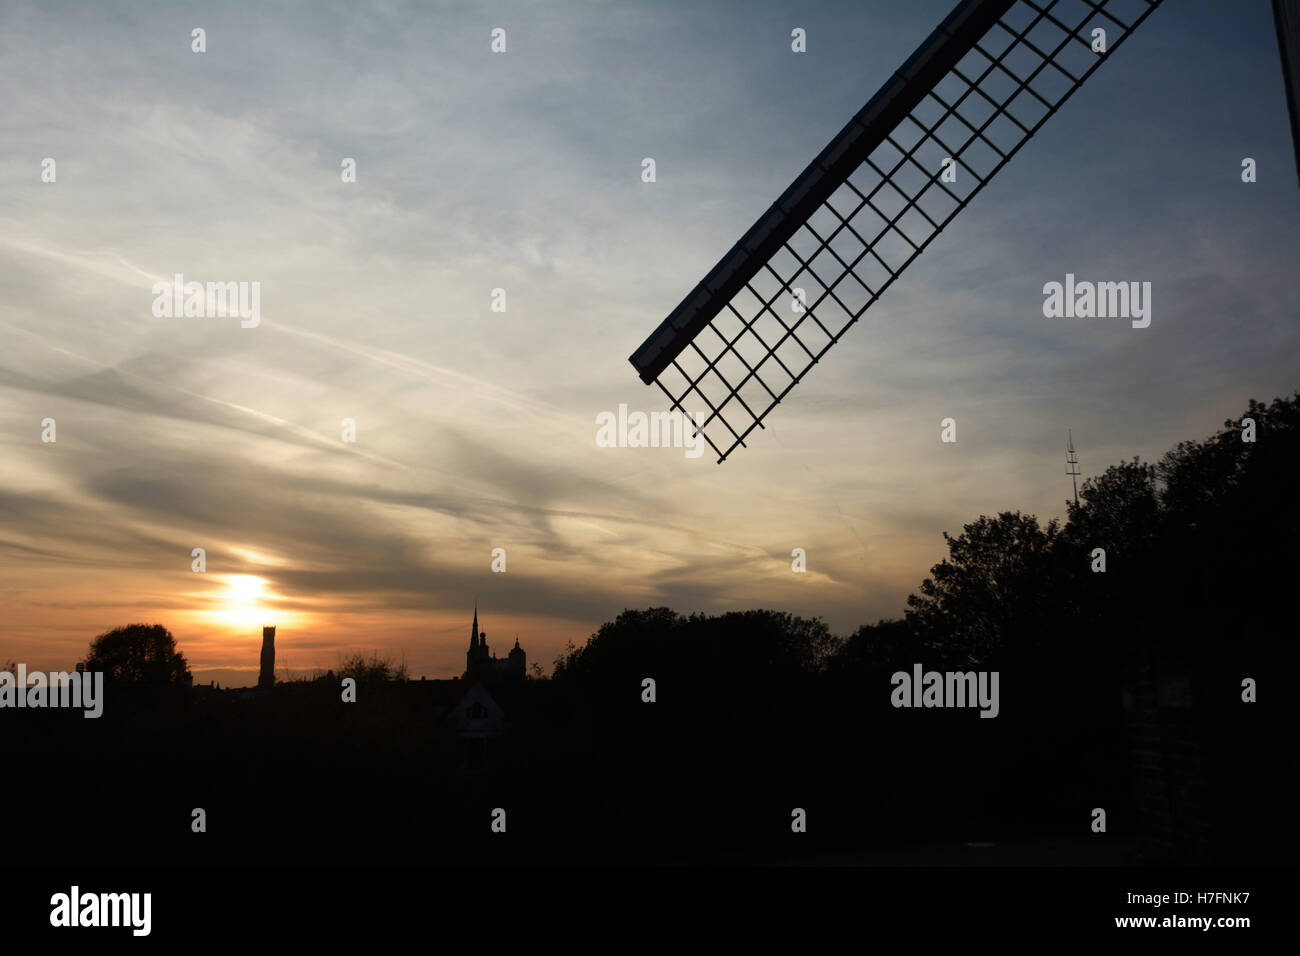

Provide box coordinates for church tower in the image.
[508,637,525,678]
[466,604,481,676]
[463,606,524,681]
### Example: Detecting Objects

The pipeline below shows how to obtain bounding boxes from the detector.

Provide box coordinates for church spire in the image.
[470,603,479,649]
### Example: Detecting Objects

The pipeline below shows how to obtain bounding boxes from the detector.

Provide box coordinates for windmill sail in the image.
[629,0,1164,462]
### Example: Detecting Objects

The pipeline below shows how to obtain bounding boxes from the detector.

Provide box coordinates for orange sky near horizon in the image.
[1,564,592,686]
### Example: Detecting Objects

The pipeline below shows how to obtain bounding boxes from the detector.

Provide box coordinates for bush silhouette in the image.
[83,623,191,688]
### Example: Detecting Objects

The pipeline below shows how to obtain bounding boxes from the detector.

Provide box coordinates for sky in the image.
[1,0,1297,686]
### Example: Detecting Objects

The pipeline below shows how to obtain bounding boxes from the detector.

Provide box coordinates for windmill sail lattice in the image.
[629,0,1163,462]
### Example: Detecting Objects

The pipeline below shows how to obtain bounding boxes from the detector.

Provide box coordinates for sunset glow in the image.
[210,574,267,630]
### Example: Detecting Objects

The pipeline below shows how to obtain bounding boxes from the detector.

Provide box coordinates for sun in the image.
[187,571,311,636]
[211,574,269,629]
[228,574,264,600]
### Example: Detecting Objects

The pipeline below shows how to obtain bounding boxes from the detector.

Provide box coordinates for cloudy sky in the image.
[1,0,1296,685]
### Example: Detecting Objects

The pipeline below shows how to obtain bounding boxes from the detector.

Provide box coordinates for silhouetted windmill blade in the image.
[630,0,1164,462]
[1276,0,1300,186]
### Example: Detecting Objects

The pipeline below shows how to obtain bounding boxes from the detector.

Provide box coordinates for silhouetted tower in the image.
[464,607,526,680]
[466,604,481,676]
[258,625,276,691]
[1066,429,1081,507]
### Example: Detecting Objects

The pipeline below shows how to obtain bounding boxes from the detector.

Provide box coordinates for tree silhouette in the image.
[84,623,191,687]
[905,511,1060,667]
[337,651,407,684]
[828,618,917,674]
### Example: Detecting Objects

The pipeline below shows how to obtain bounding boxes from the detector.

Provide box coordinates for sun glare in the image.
[212,574,269,629]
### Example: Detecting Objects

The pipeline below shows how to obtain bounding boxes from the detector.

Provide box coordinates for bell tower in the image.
[258,625,276,691]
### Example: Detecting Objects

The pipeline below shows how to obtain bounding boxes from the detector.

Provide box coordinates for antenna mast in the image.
[1065,429,1081,507]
